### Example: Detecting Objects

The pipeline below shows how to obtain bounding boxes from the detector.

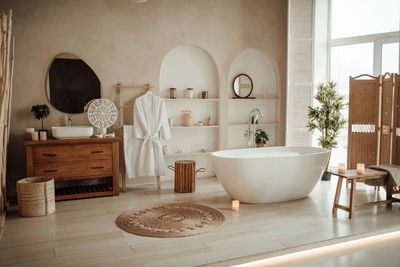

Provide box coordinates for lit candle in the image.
[39,131,47,141]
[338,163,346,174]
[357,163,365,174]
[31,131,39,141]
[232,200,239,211]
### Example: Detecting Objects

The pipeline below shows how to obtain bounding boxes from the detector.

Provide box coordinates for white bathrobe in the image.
[125,91,171,178]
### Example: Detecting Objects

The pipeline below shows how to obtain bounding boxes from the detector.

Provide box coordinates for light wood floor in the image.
[1,176,400,267]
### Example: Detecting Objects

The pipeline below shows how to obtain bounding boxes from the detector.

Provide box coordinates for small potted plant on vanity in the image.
[31,104,50,137]
[306,81,346,181]
[255,129,269,147]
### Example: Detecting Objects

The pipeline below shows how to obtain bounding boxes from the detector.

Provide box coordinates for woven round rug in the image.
[115,202,225,238]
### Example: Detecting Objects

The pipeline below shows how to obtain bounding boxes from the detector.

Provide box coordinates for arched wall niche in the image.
[158,45,220,179]
[159,45,219,99]
[226,48,281,149]
[228,48,279,98]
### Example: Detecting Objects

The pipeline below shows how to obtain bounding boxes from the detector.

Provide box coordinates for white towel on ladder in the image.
[123,91,171,178]
[123,125,136,178]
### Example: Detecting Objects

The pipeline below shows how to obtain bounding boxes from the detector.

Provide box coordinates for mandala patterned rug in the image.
[115,202,225,238]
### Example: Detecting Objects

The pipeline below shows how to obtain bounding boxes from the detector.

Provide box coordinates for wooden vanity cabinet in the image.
[23,137,120,201]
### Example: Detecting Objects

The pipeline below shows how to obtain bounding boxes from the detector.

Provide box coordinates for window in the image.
[328,43,374,166]
[330,43,374,92]
[331,0,400,39]
[313,0,400,167]
[381,42,400,74]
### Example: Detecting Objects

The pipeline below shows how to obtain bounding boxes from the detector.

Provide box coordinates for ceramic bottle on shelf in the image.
[207,115,212,126]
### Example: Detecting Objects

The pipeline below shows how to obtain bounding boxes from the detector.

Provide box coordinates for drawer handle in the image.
[91,150,104,154]
[44,169,58,173]
[43,153,57,157]
[91,166,104,169]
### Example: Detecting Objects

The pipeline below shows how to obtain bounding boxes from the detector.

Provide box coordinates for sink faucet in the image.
[246,108,264,148]
[66,114,72,127]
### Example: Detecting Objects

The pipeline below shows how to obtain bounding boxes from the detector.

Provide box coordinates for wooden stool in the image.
[346,180,382,191]
[328,169,390,219]
[168,160,205,193]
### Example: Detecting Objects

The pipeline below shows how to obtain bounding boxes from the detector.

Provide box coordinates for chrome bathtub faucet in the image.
[247,108,263,148]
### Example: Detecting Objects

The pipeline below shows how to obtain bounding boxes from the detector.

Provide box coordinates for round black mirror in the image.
[232,73,253,98]
[46,53,101,114]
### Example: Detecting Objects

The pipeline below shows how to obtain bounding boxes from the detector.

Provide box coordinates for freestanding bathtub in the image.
[210,146,330,203]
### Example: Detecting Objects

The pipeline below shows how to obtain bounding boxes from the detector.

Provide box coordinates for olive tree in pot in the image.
[306,81,346,181]
[31,104,50,135]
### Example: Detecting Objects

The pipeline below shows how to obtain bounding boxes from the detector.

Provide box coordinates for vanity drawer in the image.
[33,143,112,162]
[34,159,113,179]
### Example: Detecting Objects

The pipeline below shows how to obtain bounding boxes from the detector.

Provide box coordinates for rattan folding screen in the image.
[392,74,400,165]
[348,73,398,169]
[380,73,395,165]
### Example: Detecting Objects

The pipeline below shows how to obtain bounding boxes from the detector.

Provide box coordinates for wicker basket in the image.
[17,177,55,217]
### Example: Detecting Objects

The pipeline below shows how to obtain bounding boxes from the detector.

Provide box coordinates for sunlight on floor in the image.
[236,230,400,267]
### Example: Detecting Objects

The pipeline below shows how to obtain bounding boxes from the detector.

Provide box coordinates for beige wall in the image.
[0,0,287,198]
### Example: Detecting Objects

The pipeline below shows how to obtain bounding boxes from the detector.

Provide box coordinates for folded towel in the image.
[123,125,136,178]
[368,165,400,187]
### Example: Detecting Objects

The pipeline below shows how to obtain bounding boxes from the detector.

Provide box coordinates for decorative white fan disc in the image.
[87,98,118,129]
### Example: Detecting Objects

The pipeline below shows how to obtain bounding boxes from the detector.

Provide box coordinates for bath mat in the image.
[115,202,225,238]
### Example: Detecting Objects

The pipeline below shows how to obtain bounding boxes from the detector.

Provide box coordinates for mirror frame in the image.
[232,73,253,98]
[46,53,101,114]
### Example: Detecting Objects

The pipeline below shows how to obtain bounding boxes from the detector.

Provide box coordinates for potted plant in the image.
[255,129,269,147]
[306,81,347,180]
[31,104,50,134]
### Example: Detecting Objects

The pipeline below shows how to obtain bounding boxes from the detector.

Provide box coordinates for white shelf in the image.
[171,125,219,129]
[229,98,279,101]
[164,151,211,158]
[228,122,279,126]
[164,98,220,102]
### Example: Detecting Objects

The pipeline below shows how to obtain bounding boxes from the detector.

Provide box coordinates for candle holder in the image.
[39,131,47,141]
[338,163,345,174]
[31,131,39,141]
[232,200,239,211]
[357,163,365,174]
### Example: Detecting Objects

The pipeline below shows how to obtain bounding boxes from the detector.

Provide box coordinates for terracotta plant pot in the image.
[256,143,264,148]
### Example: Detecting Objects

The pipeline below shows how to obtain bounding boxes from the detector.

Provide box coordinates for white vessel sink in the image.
[51,126,94,139]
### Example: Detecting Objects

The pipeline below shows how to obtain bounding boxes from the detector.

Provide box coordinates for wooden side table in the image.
[328,169,389,218]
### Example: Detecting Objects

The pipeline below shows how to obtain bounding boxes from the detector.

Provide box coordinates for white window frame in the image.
[327,0,400,78]
[313,0,400,165]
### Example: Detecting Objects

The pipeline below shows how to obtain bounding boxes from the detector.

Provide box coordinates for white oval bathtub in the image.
[210,146,330,203]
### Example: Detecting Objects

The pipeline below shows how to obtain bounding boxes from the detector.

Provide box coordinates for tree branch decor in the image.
[0,10,14,213]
